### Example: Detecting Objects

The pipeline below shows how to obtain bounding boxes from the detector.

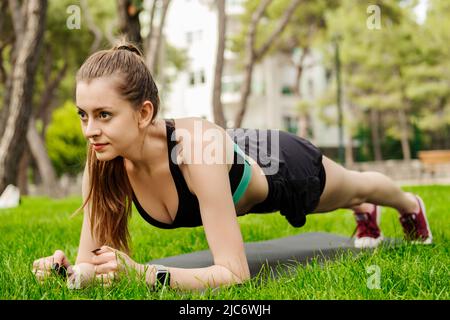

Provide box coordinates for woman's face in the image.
[76,76,140,161]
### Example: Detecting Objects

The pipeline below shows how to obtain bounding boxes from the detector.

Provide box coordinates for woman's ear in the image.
[138,100,154,128]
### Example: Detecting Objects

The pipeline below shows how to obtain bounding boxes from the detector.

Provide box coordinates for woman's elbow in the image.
[222,264,251,285]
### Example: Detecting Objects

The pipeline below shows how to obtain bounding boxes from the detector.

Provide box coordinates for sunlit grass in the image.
[0,185,448,299]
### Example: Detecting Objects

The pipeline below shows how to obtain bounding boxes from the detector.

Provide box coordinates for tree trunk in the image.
[0,0,47,194]
[398,108,411,161]
[27,117,60,197]
[117,0,143,49]
[144,0,157,55]
[293,47,309,138]
[369,108,383,161]
[0,72,13,138]
[81,0,103,53]
[345,129,354,167]
[18,142,30,195]
[345,102,358,167]
[145,0,170,77]
[235,59,255,128]
[212,0,226,128]
[396,67,412,161]
[37,61,68,138]
[234,0,302,128]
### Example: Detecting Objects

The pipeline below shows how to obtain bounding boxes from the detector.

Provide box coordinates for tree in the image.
[275,0,339,139]
[46,101,86,177]
[322,0,415,161]
[233,0,302,128]
[117,0,143,49]
[408,0,450,149]
[0,0,48,194]
[144,0,171,77]
[212,0,227,128]
[17,0,101,196]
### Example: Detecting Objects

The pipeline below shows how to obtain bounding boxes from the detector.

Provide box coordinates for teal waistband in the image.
[232,143,252,205]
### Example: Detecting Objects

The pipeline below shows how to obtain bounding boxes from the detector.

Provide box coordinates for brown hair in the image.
[73,40,160,253]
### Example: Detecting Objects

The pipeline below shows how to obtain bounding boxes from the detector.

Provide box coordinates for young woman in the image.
[32,42,432,291]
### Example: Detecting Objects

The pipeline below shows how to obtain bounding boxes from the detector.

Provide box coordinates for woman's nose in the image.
[84,119,101,138]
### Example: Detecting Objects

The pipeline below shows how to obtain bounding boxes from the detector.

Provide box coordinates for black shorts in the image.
[242,130,326,228]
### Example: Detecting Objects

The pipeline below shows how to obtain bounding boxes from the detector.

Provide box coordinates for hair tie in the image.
[116,45,141,56]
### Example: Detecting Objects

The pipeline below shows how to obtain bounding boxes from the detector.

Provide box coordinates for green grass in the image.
[0,185,449,300]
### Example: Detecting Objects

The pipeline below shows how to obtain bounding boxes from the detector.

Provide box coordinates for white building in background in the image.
[162,0,346,149]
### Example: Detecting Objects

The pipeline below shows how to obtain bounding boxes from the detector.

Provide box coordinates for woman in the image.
[32,42,432,291]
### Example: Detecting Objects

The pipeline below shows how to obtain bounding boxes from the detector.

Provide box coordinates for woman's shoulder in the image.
[171,117,224,135]
[169,117,233,166]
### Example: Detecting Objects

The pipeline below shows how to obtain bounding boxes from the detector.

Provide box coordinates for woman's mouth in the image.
[93,143,109,151]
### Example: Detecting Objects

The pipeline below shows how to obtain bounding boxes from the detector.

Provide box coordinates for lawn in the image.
[0,185,448,300]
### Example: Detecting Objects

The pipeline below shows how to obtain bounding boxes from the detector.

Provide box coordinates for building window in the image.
[251,81,265,95]
[281,85,294,95]
[308,78,314,97]
[283,115,298,134]
[325,68,332,84]
[189,72,195,86]
[188,70,206,86]
[199,70,206,84]
[186,32,193,45]
[186,30,202,46]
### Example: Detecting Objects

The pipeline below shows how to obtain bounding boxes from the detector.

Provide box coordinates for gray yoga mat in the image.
[149,232,399,278]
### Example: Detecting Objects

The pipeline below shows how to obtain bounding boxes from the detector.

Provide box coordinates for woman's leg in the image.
[313,155,419,214]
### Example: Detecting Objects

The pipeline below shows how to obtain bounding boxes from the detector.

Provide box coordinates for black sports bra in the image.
[131,119,249,229]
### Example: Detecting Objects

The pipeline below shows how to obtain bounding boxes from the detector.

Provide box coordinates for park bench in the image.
[418,150,450,177]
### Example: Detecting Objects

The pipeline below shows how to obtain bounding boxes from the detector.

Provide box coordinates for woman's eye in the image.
[77,111,86,119]
[99,112,111,119]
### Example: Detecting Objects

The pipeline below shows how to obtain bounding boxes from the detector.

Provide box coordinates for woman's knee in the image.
[339,170,372,206]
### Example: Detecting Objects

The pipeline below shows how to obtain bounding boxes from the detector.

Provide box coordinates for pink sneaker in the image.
[353,205,384,248]
[399,195,432,244]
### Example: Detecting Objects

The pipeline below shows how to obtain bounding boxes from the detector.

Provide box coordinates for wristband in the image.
[51,263,67,277]
[152,264,170,290]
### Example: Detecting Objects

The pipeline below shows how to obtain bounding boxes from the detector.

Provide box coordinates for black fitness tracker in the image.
[153,264,170,290]
[51,263,67,277]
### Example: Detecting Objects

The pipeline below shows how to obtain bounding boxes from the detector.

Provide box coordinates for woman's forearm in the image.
[67,262,96,289]
[138,264,249,291]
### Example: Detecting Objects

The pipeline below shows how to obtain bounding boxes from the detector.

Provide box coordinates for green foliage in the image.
[32,0,116,108]
[45,101,87,177]
[165,42,189,72]
[319,0,450,159]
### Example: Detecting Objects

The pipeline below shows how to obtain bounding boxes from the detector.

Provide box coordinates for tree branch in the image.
[247,0,272,59]
[150,0,171,75]
[80,0,104,53]
[144,0,158,54]
[8,0,24,39]
[105,18,119,46]
[255,0,302,60]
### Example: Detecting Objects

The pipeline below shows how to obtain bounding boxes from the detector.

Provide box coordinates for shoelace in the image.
[351,213,379,238]
[400,213,417,239]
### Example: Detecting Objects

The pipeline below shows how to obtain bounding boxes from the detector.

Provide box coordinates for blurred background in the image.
[0,0,449,199]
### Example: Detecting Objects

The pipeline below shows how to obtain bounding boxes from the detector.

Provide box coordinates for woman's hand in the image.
[91,246,141,286]
[32,250,72,281]
[66,262,96,289]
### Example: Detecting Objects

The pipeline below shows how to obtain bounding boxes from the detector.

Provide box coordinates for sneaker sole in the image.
[354,235,384,248]
[411,195,433,245]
